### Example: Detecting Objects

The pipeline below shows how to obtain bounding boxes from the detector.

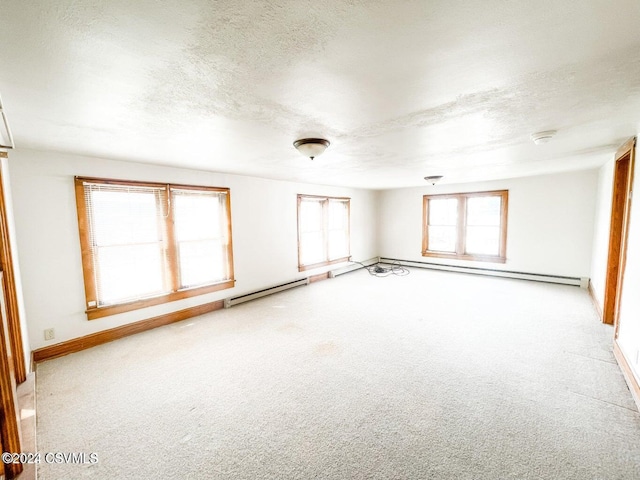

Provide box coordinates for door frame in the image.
[0,271,22,478]
[603,137,636,336]
[0,152,25,383]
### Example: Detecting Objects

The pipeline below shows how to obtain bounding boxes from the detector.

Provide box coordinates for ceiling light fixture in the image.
[424,175,443,185]
[0,93,15,150]
[293,138,330,160]
[530,130,557,145]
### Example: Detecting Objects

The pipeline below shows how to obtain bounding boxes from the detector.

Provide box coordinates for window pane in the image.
[328,200,348,230]
[173,193,222,241]
[178,240,226,287]
[91,189,160,245]
[328,230,348,259]
[466,226,500,255]
[300,200,323,233]
[300,231,324,265]
[429,198,457,226]
[87,185,166,306]
[428,226,457,252]
[96,244,164,305]
[298,196,350,267]
[328,199,349,260]
[172,190,229,288]
[467,196,501,226]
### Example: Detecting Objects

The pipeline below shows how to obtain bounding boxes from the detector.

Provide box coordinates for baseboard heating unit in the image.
[224,278,310,308]
[379,258,588,288]
[329,257,379,278]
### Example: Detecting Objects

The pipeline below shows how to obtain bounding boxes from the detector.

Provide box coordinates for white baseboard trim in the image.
[329,257,379,278]
[380,257,587,287]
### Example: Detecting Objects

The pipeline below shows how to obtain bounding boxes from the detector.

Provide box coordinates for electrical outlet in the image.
[44,328,55,341]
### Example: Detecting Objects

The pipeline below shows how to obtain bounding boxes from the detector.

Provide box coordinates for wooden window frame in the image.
[75,176,235,320]
[297,194,351,272]
[422,190,508,263]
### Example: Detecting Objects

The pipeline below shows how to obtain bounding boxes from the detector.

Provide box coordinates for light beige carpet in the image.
[35,269,640,479]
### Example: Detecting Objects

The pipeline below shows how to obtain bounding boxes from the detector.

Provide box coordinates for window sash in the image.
[75,177,235,319]
[171,188,231,288]
[297,195,350,270]
[422,190,508,263]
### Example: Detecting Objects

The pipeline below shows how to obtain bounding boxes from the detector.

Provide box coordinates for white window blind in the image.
[84,183,167,306]
[171,188,230,288]
[77,178,235,317]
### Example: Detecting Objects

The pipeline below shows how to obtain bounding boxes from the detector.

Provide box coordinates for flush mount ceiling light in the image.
[293,138,330,160]
[0,92,15,150]
[424,175,443,185]
[530,130,557,145]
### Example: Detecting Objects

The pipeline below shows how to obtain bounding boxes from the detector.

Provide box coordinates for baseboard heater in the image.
[329,257,379,278]
[224,278,310,308]
[379,257,588,288]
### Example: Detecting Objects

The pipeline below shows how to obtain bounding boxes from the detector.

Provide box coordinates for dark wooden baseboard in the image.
[587,280,603,321]
[613,340,640,411]
[32,300,224,363]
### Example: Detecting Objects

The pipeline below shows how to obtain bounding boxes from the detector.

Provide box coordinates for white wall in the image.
[7,149,378,350]
[378,170,599,278]
[589,160,614,307]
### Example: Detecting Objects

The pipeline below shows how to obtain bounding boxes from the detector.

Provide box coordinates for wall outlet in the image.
[44,328,55,341]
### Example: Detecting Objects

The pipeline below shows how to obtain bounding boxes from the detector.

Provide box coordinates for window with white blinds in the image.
[75,177,234,319]
[297,195,350,271]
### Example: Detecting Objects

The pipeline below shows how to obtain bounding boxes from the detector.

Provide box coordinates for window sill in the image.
[421,251,506,264]
[298,256,351,272]
[85,279,235,320]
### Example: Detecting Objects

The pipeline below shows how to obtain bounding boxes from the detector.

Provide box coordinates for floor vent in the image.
[380,257,588,287]
[224,278,310,308]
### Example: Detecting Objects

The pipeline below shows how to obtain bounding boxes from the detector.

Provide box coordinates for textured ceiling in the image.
[1,0,640,189]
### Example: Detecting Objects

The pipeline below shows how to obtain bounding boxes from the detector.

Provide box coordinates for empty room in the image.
[1,1,640,479]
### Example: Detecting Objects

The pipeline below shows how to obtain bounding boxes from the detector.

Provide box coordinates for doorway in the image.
[603,137,636,336]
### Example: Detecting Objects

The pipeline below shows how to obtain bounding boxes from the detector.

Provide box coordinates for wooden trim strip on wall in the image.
[0,273,22,478]
[32,300,224,363]
[587,280,603,321]
[309,272,330,283]
[603,137,636,326]
[613,340,640,411]
[0,163,26,383]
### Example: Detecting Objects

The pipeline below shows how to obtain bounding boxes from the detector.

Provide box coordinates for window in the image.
[297,195,350,271]
[75,177,235,319]
[422,190,508,263]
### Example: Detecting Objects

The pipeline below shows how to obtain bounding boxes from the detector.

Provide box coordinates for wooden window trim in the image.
[422,190,508,263]
[298,256,351,272]
[75,177,235,320]
[297,194,351,271]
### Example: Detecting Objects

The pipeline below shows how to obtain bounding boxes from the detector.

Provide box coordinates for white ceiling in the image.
[1,0,640,189]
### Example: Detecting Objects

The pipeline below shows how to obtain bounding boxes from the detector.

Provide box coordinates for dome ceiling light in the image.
[424,175,443,185]
[293,138,330,160]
